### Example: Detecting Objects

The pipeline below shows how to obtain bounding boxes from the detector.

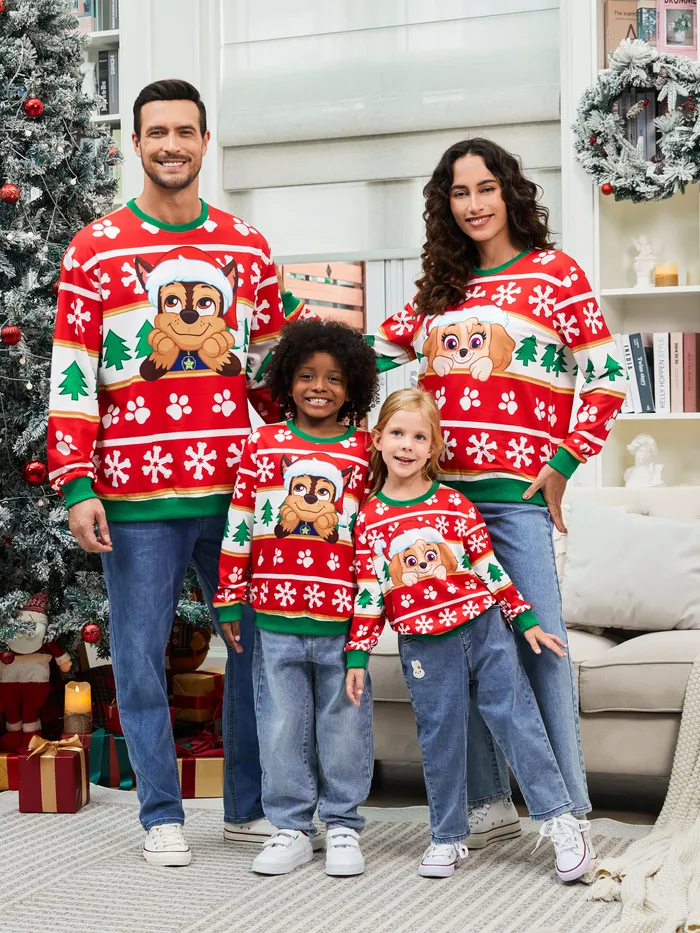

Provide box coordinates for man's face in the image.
[133,99,210,191]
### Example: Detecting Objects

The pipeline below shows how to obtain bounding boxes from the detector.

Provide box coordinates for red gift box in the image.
[0,751,19,791]
[176,730,224,798]
[172,670,223,724]
[18,735,90,813]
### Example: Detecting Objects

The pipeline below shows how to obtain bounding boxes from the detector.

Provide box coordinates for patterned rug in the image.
[0,789,650,933]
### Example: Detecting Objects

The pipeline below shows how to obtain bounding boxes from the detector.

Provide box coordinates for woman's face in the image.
[449,154,509,248]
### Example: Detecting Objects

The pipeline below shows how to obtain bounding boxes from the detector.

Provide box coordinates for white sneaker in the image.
[251,830,314,875]
[224,817,277,843]
[534,812,592,882]
[467,795,522,849]
[143,823,192,867]
[325,827,365,877]
[582,826,597,861]
[418,843,468,878]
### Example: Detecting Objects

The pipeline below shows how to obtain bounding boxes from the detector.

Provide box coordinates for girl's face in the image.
[449,153,509,248]
[291,351,348,425]
[373,409,434,483]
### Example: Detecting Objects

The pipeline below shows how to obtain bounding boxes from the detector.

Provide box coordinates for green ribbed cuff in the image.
[548,446,582,480]
[514,608,539,634]
[346,650,369,669]
[281,291,301,317]
[63,476,98,508]
[217,604,244,623]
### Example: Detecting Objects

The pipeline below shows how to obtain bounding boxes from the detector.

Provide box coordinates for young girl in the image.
[214,319,379,878]
[346,388,592,881]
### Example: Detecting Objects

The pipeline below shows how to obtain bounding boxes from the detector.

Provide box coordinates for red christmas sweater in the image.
[48,200,310,521]
[346,482,538,668]
[370,250,626,503]
[214,421,372,635]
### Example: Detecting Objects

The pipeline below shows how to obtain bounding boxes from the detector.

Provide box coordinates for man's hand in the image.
[220,621,243,654]
[68,498,112,553]
[522,463,568,533]
[346,669,365,707]
[523,625,567,657]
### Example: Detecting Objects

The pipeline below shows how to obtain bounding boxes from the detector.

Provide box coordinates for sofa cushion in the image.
[579,630,700,714]
[567,628,622,677]
[561,504,700,632]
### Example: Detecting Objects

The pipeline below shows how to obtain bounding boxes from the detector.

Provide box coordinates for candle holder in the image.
[63,681,92,736]
[63,711,92,735]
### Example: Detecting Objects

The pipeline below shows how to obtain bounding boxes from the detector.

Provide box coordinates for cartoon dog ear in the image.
[487,323,516,372]
[437,542,458,575]
[219,257,239,308]
[134,257,153,293]
[422,328,438,367]
[388,554,405,588]
[341,466,354,491]
[279,454,294,479]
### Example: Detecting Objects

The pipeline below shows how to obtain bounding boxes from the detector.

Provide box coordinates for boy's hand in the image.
[346,669,365,707]
[220,621,243,654]
[523,625,567,657]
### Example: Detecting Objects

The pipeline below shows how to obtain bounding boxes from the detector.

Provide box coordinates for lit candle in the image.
[654,262,678,287]
[63,682,92,735]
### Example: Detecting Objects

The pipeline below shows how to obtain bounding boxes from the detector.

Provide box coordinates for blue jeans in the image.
[101,515,263,831]
[253,628,374,834]
[461,500,591,818]
[398,606,572,844]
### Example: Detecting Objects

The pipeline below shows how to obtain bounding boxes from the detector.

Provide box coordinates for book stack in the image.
[614,333,700,414]
[97,49,120,115]
[72,0,119,33]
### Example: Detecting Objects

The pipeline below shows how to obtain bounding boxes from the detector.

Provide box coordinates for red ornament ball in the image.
[23,460,48,485]
[0,1,6,12]
[23,97,44,119]
[52,280,60,297]
[0,183,20,203]
[0,650,15,665]
[1,324,21,345]
[601,183,614,196]
[107,147,119,165]
[81,622,102,644]
[589,135,597,145]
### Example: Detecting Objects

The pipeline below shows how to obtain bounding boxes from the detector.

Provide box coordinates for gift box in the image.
[18,735,90,813]
[64,729,135,790]
[176,730,224,798]
[0,751,19,791]
[172,670,223,724]
[82,664,116,729]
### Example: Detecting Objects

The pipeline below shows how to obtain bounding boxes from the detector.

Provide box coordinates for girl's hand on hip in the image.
[523,624,567,657]
[522,464,568,534]
[346,669,365,707]
[220,621,243,654]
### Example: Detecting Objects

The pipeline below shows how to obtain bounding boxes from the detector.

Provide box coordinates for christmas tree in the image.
[603,354,624,381]
[487,562,504,583]
[515,335,538,367]
[552,347,568,376]
[232,520,251,547]
[102,328,132,370]
[260,499,274,526]
[356,588,374,608]
[540,344,557,373]
[584,359,596,384]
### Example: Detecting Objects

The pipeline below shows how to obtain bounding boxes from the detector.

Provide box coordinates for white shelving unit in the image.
[82,12,122,207]
[561,0,700,488]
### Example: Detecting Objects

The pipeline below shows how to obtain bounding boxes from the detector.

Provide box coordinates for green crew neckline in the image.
[472,250,530,276]
[286,420,356,444]
[126,198,209,232]
[377,480,439,508]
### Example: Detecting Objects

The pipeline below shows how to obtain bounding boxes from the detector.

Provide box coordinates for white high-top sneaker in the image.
[534,812,592,882]
[418,843,468,878]
[467,795,522,849]
[143,823,192,867]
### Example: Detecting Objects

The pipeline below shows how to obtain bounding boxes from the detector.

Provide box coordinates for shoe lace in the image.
[424,843,468,861]
[533,816,590,856]
[149,824,185,851]
[468,803,492,825]
[263,830,300,850]
[328,828,360,849]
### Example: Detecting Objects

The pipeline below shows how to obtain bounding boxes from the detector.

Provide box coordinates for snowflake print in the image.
[368,529,387,554]
[454,517,470,538]
[365,557,374,572]
[491,282,521,306]
[352,559,363,575]
[466,432,497,465]
[534,399,546,421]
[434,516,449,536]
[274,428,292,443]
[468,530,489,554]
[555,313,580,341]
[256,456,275,482]
[104,450,131,487]
[212,390,236,417]
[498,391,518,415]
[55,431,77,457]
[483,596,496,610]
[340,436,358,448]
[532,250,556,266]
[539,442,554,463]
[433,387,447,410]
[166,394,192,421]
[348,465,363,490]
[226,442,243,468]
[354,624,369,638]
[332,589,353,614]
[91,218,120,239]
[120,262,145,295]
[424,586,437,601]
[440,430,457,462]
[439,609,458,627]
[460,387,481,412]
[184,442,217,480]
[124,396,150,424]
[462,601,482,620]
[249,261,262,287]
[374,501,389,516]
[233,218,258,237]
[327,553,340,572]
[528,284,556,318]
[259,582,269,604]
[227,567,243,585]
[102,404,120,428]
[577,404,599,425]
[415,615,434,634]
[63,246,79,271]
[304,584,324,609]
[233,479,246,500]
[297,549,313,569]
[465,284,487,300]
[400,593,415,609]
[142,445,173,483]
[548,404,557,427]
[448,492,462,506]
[389,308,413,336]
[506,436,535,469]
[251,299,271,332]
[67,298,90,334]
[275,582,297,607]
[575,439,595,456]
[273,549,283,566]
[90,270,111,300]
[582,302,603,334]
[397,623,412,635]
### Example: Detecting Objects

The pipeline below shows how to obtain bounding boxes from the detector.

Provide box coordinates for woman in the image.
[370,138,626,862]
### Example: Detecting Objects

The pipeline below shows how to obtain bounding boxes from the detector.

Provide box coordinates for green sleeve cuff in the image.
[217,604,244,623]
[514,608,539,634]
[346,650,369,669]
[281,291,301,318]
[548,446,582,480]
[63,476,98,508]
[364,334,402,373]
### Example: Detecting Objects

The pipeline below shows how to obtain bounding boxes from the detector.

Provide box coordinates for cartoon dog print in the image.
[135,246,241,381]
[422,306,515,381]
[387,526,458,588]
[274,454,353,544]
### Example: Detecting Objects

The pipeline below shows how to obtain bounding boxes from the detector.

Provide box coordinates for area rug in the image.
[0,788,649,933]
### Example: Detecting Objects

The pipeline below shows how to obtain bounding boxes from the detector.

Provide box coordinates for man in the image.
[48,79,307,865]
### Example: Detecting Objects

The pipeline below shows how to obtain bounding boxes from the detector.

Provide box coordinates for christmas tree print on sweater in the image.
[214,422,372,635]
[346,483,538,668]
[368,250,626,499]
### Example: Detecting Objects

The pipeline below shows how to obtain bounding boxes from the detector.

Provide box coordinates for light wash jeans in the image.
[460,499,592,818]
[102,515,263,831]
[398,606,572,844]
[253,628,374,834]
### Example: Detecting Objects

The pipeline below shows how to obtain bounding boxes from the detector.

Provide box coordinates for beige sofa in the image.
[370,487,700,791]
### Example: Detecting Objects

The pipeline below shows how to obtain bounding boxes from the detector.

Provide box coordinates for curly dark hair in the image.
[414,138,555,316]
[266,318,380,426]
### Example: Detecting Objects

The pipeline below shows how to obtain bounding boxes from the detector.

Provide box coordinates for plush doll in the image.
[0,593,71,750]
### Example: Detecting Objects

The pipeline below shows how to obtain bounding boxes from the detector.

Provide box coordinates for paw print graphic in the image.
[534,400,546,421]
[273,548,284,566]
[55,431,77,456]
[166,394,192,421]
[212,389,236,417]
[124,396,151,425]
[433,387,446,410]
[91,218,120,239]
[297,549,314,569]
[327,553,340,572]
[424,586,437,601]
[401,593,414,609]
[233,218,258,237]
[460,388,481,412]
[274,428,292,443]
[102,404,120,428]
[562,265,580,288]
[498,391,518,415]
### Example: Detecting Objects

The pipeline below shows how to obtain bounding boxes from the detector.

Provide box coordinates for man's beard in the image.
[142,157,202,190]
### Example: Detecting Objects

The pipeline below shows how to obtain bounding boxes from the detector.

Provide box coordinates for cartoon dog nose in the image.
[419,561,428,570]
[304,494,318,505]
[180,309,199,325]
[458,348,469,358]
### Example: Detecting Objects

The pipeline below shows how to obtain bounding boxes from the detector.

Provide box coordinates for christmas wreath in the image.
[573,39,700,202]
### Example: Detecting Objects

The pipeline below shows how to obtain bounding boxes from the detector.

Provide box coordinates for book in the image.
[653,332,670,414]
[656,0,697,59]
[670,332,684,413]
[613,334,635,413]
[638,0,658,44]
[97,50,109,114]
[107,49,119,116]
[621,334,644,412]
[109,0,119,29]
[630,332,655,412]
[683,333,700,412]
[605,2,638,65]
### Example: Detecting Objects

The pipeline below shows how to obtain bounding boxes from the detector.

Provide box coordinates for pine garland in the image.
[573,39,700,202]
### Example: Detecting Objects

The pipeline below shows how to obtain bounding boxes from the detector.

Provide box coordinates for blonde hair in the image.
[370,388,445,495]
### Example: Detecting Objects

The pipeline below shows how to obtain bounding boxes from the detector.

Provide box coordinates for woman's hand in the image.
[523,625,567,657]
[220,621,243,654]
[522,464,568,533]
[346,669,366,707]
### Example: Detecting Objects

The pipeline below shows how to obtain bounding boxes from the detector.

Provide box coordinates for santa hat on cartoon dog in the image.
[282,453,350,504]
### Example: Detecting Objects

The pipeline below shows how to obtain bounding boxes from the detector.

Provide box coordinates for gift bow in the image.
[27,733,84,759]
[26,733,88,809]
[175,730,223,759]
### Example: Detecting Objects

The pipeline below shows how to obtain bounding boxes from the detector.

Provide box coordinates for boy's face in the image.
[291,352,348,425]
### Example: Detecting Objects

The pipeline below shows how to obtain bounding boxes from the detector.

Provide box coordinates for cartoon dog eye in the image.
[163,295,183,313]
[442,334,460,351]
[405,555,418,567]
[292,482,308,495]
[468,333,485,350]
[196,297,217,316]
[316,488,332,500]
[425,549,438,562]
